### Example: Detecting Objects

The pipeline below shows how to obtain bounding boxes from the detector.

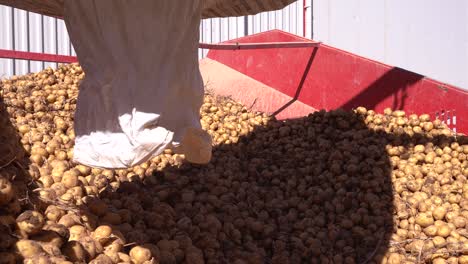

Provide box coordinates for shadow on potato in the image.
[102,107,466,264]
[101,109,403,263]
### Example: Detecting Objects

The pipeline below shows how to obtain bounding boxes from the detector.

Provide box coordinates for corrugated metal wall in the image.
[199,0,309,58]
[0,7,76,78]
[0,1,311,78]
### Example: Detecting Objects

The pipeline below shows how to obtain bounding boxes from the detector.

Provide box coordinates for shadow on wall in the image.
[270,53,423,119]
[272,47,319,117]
[340,67,424,111]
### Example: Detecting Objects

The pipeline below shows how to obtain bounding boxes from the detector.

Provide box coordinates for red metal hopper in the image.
[1,29,466,134]
[200,30,467,135]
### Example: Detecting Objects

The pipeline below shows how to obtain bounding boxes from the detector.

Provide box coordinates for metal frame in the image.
[200,41,319,50]
[0,41,320,65]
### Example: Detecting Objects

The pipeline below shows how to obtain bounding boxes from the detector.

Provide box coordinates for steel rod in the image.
[199,41,320,50]
[0,41,320,63]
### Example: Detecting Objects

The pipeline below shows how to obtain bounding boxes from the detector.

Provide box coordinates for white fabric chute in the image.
[64,0,212,169]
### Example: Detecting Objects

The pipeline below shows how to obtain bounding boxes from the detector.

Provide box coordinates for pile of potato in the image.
[0,64,467,264]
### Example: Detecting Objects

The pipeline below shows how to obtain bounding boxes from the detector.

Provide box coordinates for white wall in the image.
[313,0,468,90]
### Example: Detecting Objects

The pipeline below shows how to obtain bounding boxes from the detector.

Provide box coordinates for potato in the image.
[15,240,45,258]
[433,236,446,248]
[142,243,160,261]
[18,124,30,134]
[130,246,152,264]
[89,254,113,264]
[101,212,122,225]
[41,243,62,257]
[0,214,15,227]
[16,210,45,236]
[452,216,466,228]
[173,249,184,263]
[84,186,98,196]
[88,199,108,216]
[51,182,67,196]
[58,213,80,228]
[62,241,88,262]
[3,199,21,215]
[160,250,176,264]
[54,117,68,131]
[436,225,452,237]
[432,258,447,264]
[43,223,70,239]
[105,242,123,254]
[445,211,459,222]
[415,213,434,227]
[423,225,438,237]
[432,206,447,220]
[103,248,121,263]
[185,246,204,264]
[50,160,68,173]
[3,65,468,264]
[102,170,114,181]
[118,252,132,262]
[0,230,16,250]
[31,230,64,248]
[460,255,468,264]
[62,170,79,188]
[157,240,174,252]
[405,239,426,253]
[80,236,102,259]
[80,212,99,231]
[45,205,65,222]
[69,225,88,241]
[0,178,14,206]
[39,175,54,188]
[0,252,16,264]
[24,256,53,264]
[68,186,84,198]
[76,165,91,176]
[92,225,113,245]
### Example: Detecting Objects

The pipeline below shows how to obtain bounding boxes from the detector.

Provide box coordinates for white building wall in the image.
[1,1,467,91]
[313,0,468,90]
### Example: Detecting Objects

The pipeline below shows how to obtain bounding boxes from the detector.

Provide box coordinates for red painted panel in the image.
[1,31,466,133]
[0,49,78,63]
[200,58,317,121]
[207,30,468,134]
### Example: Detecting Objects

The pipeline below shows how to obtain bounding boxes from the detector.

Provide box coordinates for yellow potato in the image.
[130,246,152,264]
